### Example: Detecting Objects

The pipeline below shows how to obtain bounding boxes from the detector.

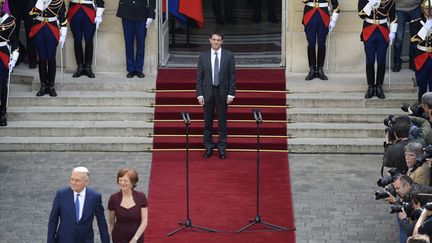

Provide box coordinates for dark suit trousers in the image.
[204,86,227,151]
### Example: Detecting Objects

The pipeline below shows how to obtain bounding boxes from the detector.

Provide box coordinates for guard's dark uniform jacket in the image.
[29,0,67,42]
[302,0,339,80]
[358,0,397,99]
[410,16,432,101]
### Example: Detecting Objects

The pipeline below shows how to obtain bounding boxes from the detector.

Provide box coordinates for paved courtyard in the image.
[0,152,398,242]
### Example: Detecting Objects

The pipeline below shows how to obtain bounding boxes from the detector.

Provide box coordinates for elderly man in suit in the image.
[47,166,110,243]
[196,31,236,160]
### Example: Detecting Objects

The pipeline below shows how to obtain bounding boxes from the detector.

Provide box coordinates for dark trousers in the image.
[305,12,328,49]
[393,7,421,66]
[211,0,234,21]
[364,29,388,65]
[416,58,432,102]
[121,19,147,73]
[203,86,228,151]
[9,0,36,64]
[70,9,96,44]
[33,24,58,61]
[0,63,8,113]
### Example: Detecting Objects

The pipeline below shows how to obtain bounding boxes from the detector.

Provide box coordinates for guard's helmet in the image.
[422,0,432,19]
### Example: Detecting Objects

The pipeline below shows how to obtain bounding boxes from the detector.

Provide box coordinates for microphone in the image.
[252,109,262,123]
[181,111,191,124]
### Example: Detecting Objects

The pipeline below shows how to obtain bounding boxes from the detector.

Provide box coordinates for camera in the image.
[415,144,432,167]
[401,102,426,118]
[377,168,402,187]
[390,201,413,215]
[384,115,397,142]
[375,184,397,200]
[384,114,396,127]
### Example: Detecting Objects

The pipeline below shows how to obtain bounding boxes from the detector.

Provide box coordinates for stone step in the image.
[287,70,416,93]
[287,108,405,123]
[1,121,153,137]
[288,138,384,153]
[287,92,418,108]
[8,91,154,107]
[7,107,154,121]
[0,136,153,152]
[288,122,385,138]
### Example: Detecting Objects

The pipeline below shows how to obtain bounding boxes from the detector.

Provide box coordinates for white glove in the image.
[329,20,336,32]
[146,18,153,28]
[368,0,379,8]
[94,8,104,29]
[426,19,432,29]
[389,32,395,45]
[8,50,18,70]
[59,27,67,49]
[329,12,338,33]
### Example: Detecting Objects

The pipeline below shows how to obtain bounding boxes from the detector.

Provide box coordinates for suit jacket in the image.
[196,49,236,103]
[47,187,110,243]
[116,0,155,22]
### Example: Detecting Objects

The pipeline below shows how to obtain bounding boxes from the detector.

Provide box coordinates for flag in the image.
[178,0,205,28]
[162,0,187,26]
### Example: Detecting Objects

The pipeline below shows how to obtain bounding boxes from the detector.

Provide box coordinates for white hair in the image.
[72,166,90,178]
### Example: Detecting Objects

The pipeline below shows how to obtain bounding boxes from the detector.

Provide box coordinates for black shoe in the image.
[305,67,315,81]
[365,86,374,99]
[73,65,84,78]
[204,148,213,159]
[218,149,226,160]
[36,86,47,97]
[84,65,95,78]
[376,86,385,99]
[0,113,7,126]
[392,63,401,72]
[48,86,57,97]
[316,67,328,80]
[127,72,135,78]
[135,72,145,78]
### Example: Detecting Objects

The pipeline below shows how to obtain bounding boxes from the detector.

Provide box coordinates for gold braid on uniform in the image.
[47,0,63,16]
[0,17,15,42]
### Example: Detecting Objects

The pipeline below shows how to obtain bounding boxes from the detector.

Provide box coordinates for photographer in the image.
[384,116,418,173]
[414,206,432,238]
[421,92,432,122]
[410,116,432,146]
[405,142,431,186]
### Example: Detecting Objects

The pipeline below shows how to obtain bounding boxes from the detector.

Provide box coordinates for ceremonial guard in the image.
[410,0,432,102]
[67,0,104,78]
[358,0,397,99]
[0,0,19,126]
[302,0,340,81]
[29,0,67,97]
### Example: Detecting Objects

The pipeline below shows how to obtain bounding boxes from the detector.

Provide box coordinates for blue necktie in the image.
[214,52,219,86]
[75,194,80,222]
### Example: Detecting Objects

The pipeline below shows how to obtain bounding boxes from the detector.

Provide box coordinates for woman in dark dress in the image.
[108,168,148,243]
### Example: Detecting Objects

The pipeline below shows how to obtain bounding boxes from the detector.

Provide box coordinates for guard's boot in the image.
[365,64,375,99]
[47,59,57,97]
[84,42,95,78]
[0,109,6,127]
[376,64,386,99]
[72,41,84,78]
[36,61,48,96]
[317,47,328,80]
[305,46,316,80]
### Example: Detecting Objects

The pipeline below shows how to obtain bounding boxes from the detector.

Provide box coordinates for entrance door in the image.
[158,0,170,66]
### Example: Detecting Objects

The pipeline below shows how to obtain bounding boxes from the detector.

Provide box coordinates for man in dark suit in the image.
[47,166,110,243]
[196,31,236,160]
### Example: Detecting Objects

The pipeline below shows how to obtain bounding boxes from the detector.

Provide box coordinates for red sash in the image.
[29,22,60,42]
[303,8,330,27]
[67,4,96,23]
[414,52,432,71]
[0,50,9,69]
[362,25,389,43]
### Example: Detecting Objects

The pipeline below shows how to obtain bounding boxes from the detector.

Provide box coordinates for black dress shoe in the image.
[218,149,226,159]
[204,148,213,159]
[316,67,328,80]
[48,86,57,97]
[392,63,401,72]
[127,72,135,78]
[36,86,47,97]
[136,72,145,78]
[376,86,385,99]
[364,86,374,99]
[0,113,7,126]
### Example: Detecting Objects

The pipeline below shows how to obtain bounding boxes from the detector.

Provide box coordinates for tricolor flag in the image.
[162,0,205,28]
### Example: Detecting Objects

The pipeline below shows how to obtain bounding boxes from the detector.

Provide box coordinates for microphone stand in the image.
[237,110,287,233]
[168,112,216,236]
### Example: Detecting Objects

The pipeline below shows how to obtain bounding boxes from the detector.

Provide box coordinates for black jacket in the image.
[116,0,155,22]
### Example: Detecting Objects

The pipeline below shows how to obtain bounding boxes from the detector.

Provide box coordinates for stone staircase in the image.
[286,70,418,153]
[0,67,155,151]
[0,67,420,153]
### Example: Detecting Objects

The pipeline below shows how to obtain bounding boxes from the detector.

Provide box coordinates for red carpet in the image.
[145,68,296,243]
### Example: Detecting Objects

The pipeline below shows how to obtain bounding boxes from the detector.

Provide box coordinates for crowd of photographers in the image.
[377,92,432,242]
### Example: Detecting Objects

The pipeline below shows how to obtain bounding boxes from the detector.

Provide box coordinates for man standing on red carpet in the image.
[196,31,236,160]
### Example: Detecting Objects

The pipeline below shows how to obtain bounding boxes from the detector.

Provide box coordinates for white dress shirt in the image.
[74,187,86,221]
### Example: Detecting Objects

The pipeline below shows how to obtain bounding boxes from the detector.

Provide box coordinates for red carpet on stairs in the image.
[145,68,296,243]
